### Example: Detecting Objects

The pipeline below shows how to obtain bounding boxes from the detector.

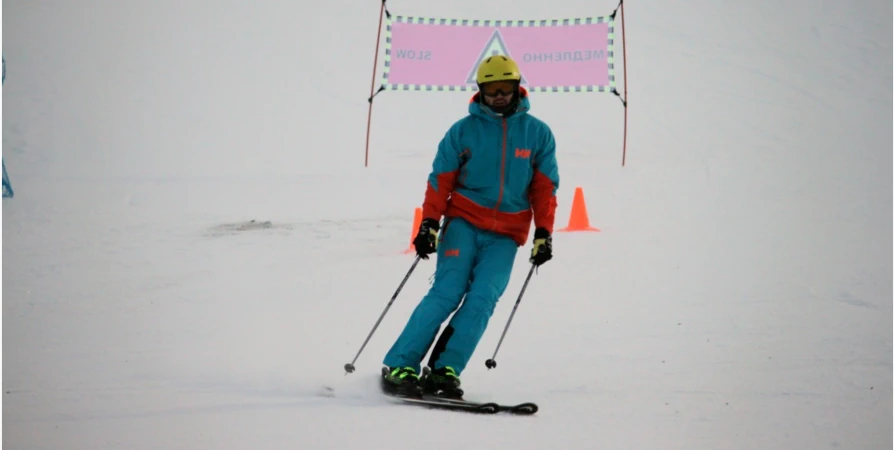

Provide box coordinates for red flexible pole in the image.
[620,1,629,167]
[365,1,386,168]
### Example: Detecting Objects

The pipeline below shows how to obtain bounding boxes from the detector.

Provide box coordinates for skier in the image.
[381,54,560,398]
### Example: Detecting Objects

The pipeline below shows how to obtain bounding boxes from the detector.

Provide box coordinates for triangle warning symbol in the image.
[466,29,527,86]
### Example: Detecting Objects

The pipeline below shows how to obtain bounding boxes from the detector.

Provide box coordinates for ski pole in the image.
[485,263,536,370]
[344,255,422,374]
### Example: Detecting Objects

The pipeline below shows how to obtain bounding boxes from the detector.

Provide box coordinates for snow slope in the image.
[3,0,891,449]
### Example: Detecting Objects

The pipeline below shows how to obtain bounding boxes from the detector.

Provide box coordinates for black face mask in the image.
[488,99,519,116]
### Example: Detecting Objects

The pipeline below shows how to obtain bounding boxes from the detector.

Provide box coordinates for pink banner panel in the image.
[382,16,616,92]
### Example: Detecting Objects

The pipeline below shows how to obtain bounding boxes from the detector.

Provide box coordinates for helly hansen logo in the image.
[444,249,460,257]
[515,148,531,159]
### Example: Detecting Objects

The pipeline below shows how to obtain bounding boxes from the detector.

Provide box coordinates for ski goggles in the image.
[480,81,518,97]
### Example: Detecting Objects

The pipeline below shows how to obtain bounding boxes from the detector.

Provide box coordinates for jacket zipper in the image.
[492,118,508,230]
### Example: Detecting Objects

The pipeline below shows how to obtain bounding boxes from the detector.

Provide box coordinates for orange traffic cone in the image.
[403,207,423,253]
[558,187,600,232]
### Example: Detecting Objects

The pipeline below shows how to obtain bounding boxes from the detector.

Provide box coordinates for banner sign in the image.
[382,15,617,92]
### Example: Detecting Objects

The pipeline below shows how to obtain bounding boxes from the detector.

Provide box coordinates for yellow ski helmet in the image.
[476,55,521,84]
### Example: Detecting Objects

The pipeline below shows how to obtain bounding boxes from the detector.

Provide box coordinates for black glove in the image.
[529,227,552,266]
[413,218,440,259]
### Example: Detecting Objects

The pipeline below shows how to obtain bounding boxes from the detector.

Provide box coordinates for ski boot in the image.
[422,366,464,400]
[380,366,423,398]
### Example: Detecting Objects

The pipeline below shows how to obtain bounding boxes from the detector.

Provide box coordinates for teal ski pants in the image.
[383,216,518,375]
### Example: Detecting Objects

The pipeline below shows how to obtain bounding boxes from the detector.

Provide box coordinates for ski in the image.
[378,368,538,415]
[323,383,536,415]
[420,394,539,415]
[382,390,537,415]
[385,393,502,414]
